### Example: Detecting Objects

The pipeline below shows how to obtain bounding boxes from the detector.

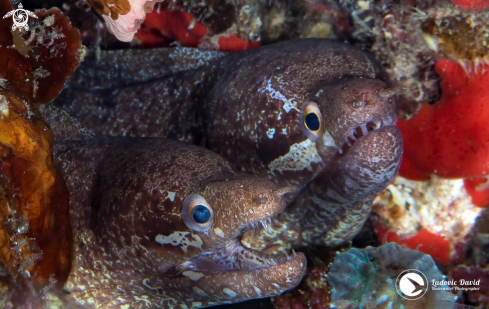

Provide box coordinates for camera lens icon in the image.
[396,269,428,300]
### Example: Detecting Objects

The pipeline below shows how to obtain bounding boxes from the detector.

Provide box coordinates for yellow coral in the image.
[0,93,72,289]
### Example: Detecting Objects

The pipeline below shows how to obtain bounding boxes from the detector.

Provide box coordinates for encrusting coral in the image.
[135,1,262,50]
[450,0,489,11]
[0,0,83,304]
[85,0,163,42]
[372,176,483,263]
[398,60,489,206]
[274,243,455,309]
[327,243,454,308]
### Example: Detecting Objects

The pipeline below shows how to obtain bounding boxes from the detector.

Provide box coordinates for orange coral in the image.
[136,8,261,51]
[85,0,163,42]
[138,9,208,47]
[450,0,489,11]
[218,35,261,51]
[398,60,489,180]
[0,98,72,289]
[375,224,450,265]
[0,0,82,291]
[464,177,489,207]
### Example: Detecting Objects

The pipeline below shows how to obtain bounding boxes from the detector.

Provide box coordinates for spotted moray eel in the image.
[52,38,404,253]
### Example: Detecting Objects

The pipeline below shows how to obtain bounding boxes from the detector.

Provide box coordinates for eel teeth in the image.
[267,218,272,224]
[285,252,290,261]
[292,249,297,257]
[270,258,277,266]
[360,124,368,136]
[339,116,389,156]
[261,220,270,233]
[373,119,382,129]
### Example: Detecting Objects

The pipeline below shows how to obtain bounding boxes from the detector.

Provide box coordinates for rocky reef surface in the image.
[1,0,489,308]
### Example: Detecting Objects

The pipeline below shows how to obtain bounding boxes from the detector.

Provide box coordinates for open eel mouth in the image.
[338,114,396,156]
[171,212,307,301]
[184,214,305,273]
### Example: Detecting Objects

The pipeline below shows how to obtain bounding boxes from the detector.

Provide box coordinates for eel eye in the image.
[193,205,211,223]
[352,100,364,108]
[301,101,323,140]
[304,113,320,131]
[183,195,214,232]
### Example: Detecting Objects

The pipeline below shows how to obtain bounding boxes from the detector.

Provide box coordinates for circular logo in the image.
[395,269,428,300]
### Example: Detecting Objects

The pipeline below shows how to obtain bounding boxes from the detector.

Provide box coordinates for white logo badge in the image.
[3,3,38,32]
[396,269,429,300]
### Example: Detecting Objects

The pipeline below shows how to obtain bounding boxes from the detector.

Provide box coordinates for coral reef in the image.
[274,243,455,309]
[372,177,482,256]
[464,177,489,207]
[450,0,489,11]
[327,243,454,308]
[0,0,83,298]
[343,1,441,115]
[450,266,489,305]
[398,60,489,180]
[136,2,262,50]
[2,0,489,307]
[446,208,489,306]
[376,225,451,265]
[421,7,489,70]
[272,266,331,309]
[85,0,163,42]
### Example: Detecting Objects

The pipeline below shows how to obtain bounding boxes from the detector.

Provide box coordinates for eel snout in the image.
[339,113,396,156]
[168,250,306,304]
[171,181,306,304]
[309,78,398,164]
[331,125,404,197]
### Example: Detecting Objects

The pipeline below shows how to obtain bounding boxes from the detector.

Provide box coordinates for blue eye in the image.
[192,205,211,223]
[304,113,320,131]
[183,195,214,232]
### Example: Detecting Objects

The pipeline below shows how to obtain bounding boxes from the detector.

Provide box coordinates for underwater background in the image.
[1,0,489,308]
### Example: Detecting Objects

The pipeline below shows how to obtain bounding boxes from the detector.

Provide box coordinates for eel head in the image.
[301,77,400,161]
[148,177,306,306]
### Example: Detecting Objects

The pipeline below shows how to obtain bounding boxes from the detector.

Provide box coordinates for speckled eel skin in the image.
[53,38,404,252]
[38,106,306,308]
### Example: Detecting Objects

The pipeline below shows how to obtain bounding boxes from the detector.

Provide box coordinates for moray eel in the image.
[39,106,306,308]
[53,38,403,251]
[242,77,404,251]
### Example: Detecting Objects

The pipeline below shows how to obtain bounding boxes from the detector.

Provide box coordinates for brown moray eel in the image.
[38,106,306,308]
[52,38,403,251]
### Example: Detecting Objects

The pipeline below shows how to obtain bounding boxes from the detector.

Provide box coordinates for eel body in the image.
[53,38,403,251]
[39,106,306,308]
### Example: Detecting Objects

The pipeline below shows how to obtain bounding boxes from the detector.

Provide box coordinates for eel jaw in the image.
[170,238,306,304]
[338,114,396,156]
[156,193,306,304]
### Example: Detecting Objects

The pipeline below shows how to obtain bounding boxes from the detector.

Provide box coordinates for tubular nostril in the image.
[274,186,298,197]
[379,85,407,99]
